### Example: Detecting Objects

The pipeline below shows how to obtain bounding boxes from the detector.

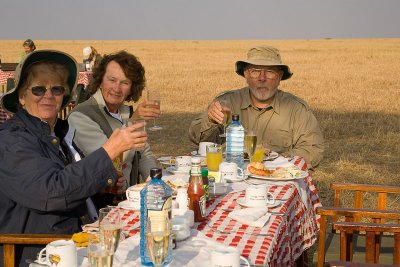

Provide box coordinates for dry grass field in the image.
[1,39,399,207]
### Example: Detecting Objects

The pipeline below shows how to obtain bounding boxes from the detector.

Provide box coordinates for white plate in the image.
[236,197,281,208]
[264,151,279,161]
[117,200,138,210]
[246,170,308,181]
[166,166,190,175]
[222,176,246,183]
[157,156,174,166]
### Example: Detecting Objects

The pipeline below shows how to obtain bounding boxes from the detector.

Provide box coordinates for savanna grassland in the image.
[1,39,399,207]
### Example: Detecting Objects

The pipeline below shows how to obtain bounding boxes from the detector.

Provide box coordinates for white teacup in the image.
[38,240,77,267]
[198,142,215,157]
[219,162,244,182]
[126,184,144,210]
[175,156,192,171]
[210,246,250,267]
[245,184,275,207]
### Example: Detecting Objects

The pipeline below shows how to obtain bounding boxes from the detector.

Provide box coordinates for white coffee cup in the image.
[198,142,215,157]
[175,156,192,171]
[210,246,250,267]
[245,184,275,207]
[126,184,144,210]
[219,162,244,182]
[38,240,77,267]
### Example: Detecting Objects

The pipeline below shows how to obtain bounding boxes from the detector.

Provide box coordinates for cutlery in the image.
[25,259,48,266]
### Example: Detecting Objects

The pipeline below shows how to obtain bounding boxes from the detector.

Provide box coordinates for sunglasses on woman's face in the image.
[30,86,66,96]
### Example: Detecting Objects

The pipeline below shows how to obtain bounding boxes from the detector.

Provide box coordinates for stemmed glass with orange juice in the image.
[252,143,266,163]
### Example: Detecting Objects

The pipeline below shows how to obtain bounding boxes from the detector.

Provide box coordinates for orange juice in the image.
[206,151,223,171]
[252,147,265,162]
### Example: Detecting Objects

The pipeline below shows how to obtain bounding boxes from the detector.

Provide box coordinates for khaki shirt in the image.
[188,87,324,169]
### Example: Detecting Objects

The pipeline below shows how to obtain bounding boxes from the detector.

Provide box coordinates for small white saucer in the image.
[166,166,190,174]
[222,176,246,183]
[118,200,138,210]
[236,197,280,208]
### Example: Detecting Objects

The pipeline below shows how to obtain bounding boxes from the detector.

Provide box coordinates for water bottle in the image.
[226,114,245,169]
[140,168,173,266]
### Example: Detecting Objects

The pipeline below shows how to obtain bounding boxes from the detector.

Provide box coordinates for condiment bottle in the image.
[187,157,206,222]
[201,169,209,202]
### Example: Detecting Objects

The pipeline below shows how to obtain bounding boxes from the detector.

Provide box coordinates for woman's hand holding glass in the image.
[132,100,161,121]
[146,88,163,131]
[102,122,148,161]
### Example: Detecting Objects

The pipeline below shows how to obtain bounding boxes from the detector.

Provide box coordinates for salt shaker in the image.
[176,187,189,210]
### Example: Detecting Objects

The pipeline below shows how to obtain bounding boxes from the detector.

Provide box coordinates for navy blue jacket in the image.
[0,109,117,266]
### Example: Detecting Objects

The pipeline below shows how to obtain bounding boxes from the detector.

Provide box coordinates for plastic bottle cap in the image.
[150,168,162,179]
[232,114,239,121]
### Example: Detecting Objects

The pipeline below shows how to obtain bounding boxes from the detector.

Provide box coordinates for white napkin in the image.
[82,221,99,232]
[228,208,271,228]
[264,156,292,169]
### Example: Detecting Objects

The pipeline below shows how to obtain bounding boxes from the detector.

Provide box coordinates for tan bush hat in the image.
[235,45,293,80]
[1,50,78,113]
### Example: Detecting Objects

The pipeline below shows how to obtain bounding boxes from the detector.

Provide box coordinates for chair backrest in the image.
[333,222,400,265]
[331,183,400,223]
[0,233,71,267]
[316,182,400,267]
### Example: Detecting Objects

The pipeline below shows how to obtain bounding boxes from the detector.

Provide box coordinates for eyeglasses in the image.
[247,68,280,79]
[30,86,66,97]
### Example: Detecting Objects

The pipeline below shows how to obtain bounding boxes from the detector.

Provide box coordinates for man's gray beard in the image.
[250,87,277,102]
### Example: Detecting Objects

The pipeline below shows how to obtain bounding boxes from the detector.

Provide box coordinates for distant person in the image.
[0,50,148,266]
[82,46,102,71]
[188,45,325,169]
[68,50,159,208]
[18,39,36,63]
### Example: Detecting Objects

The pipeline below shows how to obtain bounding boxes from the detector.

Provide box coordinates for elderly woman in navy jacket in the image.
[0,50,147,266]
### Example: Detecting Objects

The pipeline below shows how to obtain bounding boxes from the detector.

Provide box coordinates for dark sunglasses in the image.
[30,86,66,96]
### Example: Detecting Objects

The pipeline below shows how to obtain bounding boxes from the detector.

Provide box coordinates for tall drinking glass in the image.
[219,99,232,139]
[244,130,257,162]
[88,232,113,267]
[146,88,162,131]
[146,216,170,267]
[98,207,122,253]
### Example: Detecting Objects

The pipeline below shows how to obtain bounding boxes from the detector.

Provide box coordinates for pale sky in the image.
[1,0,399,40]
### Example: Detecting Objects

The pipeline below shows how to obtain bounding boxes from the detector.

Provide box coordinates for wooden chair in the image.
[0,233,71,267]
[333,222,400,265]
[316,182,400,267]
[329,260,394,266]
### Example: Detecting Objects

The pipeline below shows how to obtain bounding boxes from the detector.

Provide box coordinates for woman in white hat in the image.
[0,50,147,265]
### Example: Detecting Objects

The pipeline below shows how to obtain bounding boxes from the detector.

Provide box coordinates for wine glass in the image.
[244,130,257,162]
[146,216,170,267]
[146,88,163,131]
[98,207,122,252]
[219,99,232,140]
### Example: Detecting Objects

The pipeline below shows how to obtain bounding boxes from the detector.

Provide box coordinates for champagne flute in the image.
[88,232,114,267]
[146,88,163,131]
[99,207,122,253]
[146,216,170,267]
[219,99,232,140]
[244,130,257,162]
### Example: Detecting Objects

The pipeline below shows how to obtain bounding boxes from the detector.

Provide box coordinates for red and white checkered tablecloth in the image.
[0,70,14,85]
[0,70,92,87]
[111,156,321,267]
